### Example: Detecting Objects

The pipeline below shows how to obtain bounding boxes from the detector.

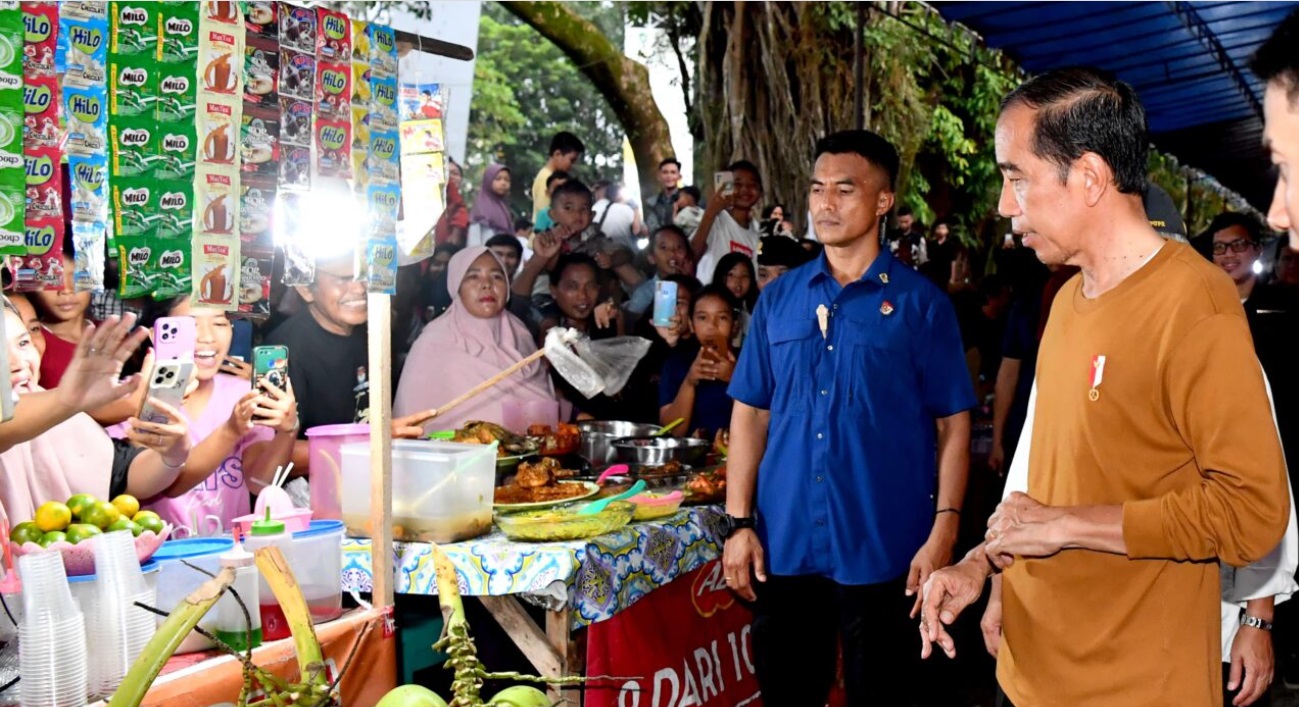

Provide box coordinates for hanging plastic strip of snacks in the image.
[0,3,26,258]
[18,1,63,291]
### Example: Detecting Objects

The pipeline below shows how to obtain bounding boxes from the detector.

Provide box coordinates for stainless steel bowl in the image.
[577,421,660,465]
[612,436,710,467]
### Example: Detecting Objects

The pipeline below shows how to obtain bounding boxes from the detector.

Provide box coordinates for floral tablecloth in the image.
[341,505,725,626]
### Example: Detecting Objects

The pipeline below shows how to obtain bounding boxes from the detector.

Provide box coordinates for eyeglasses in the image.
[1212,239,1257,255]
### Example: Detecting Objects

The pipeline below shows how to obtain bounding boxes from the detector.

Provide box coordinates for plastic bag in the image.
[544,327,651,400]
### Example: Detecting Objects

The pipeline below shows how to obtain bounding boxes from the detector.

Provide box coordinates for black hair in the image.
[486,233,525,258]
[691,283,743,318]
[1000,67,1148,194]
[712,252,759,311]
[1252,9,1299,104]
[1207,212,1263,245]
[606,183,623,202]
[659,157,682,170]
[551,252,599,286]
[651,224,689,250]
[433,242,462,259]
[762,204,786,220]
[549,131,585,157]
[897,205,914,218]
[677,185,702,204]
[726,160,763,187]
[551,179,593,206]
[814,130,901,190]
[545,170,571,190]
[512,218,533,233]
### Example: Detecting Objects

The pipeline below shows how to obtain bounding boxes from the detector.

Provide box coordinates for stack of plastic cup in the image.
[18,550,87,707]
[88,530,156,699]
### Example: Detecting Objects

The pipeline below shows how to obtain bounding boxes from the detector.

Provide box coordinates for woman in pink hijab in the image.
[395,246,556,431]
[468,164,517,240]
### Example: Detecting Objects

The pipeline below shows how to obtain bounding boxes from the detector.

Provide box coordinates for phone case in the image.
[154,316,198,360]
[253,345,289,392]
[714,171,734,196]
[139,359,195,425]
[651,280,678,327]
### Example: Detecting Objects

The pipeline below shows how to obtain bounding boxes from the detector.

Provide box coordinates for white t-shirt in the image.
[592,199,637,250]
[696,211,760,285]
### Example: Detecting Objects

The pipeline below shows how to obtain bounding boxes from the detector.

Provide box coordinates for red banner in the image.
[586,560,762,707]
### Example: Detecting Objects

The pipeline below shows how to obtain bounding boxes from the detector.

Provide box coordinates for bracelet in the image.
[936,508,961,516]
[276,417,300,436]
[1241,615,1273,631]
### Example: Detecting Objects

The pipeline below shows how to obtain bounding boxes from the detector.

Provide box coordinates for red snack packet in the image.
[314,118,351,180]
[315,7,351,63]
[315,61,350,119]
[21,2,59,75]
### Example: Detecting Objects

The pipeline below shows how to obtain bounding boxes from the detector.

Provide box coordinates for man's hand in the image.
[594,301,618,330]
[984,491,1067,568]
[906,534,955,610]
[57,314,150,413]
[127,399,191,468]
[254,378,299,434]
[988,442,1005,476]
[1228,624,1273,706]
[687,348,713,386]
[654,317,682,347]
[722,528,766,602]
[704,192,733,218]
[393,410,438,439]
[533,229,564,261]
[981,578,1003,658]
[917,556,989,659]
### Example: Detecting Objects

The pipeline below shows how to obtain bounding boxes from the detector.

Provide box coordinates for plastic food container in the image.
[67,560,160,613]
[629,491,685,521]
[494,501,634,542]
[151,537,233,653]
[341,440,496,543]
[306,423,370,520]
[283,520,344,624]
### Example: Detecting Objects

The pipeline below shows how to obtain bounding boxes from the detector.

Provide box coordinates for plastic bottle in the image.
[213,530,262,651]
[244,509,291,641]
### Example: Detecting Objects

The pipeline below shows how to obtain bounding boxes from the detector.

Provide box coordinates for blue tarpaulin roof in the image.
[932,1,1299,213]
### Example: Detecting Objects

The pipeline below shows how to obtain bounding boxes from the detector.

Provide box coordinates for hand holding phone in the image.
[651,280,679,328]
[714,171,735,197]
[139,359,195,425]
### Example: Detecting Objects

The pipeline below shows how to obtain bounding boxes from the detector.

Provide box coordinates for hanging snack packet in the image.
[198,25,241,96]
[240,106,278,179]
[195,170,237,236]
[61,2,107,23]
[243,43,277,107]
[364,236,397,294]
[197,96,238,167]
[154,180,193,239]
[108,55,154,117]
[193,235,239,309]
[315,60,349,118]
[314,117,351,180]
[237,245,273,316]
[156,62,198,123]
[278,4,314,54]
[369,75,397,132]
[279,96,311,146]
[351,61,370,104]
[202,0,240,26]
[276,190,312,285]
[109,2,156,57]
[115,233,154,297]
[0,4,20,90]
[315,7,350,63]
[21,71,57,146]
[368,24,396,77]
[152,237,191,299]
[157,2,199,64]
[62,12,108,89]
[155,119,196,180]
[368,130,398,184]
[279,48,313,100]
[64,84,107,155]
[21,2,57,75]
[72,219,105,292]
[68,154,108,223]
[367,183,399,241]
[23,143,60,219]
[109,115,159,177]
[111,176,156,238]
[279,143,309,190]
[351,19,368,64]
[245,2,277,40]
[0,182,22,258]
[239,180,274,247]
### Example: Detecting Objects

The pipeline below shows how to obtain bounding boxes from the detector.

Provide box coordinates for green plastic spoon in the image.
[577,480,647,516]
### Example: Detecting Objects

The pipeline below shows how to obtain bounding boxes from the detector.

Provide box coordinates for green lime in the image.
[80,501,122,530]
[66,493,98,519]
[38,531,67,548]
[134,515,165,536]
[132,510,160,523]
[106,518,139,537]
[65,524,103,544]
[10,521,43,546]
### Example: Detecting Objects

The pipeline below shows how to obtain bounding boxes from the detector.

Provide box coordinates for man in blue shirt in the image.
[723,130,975,704]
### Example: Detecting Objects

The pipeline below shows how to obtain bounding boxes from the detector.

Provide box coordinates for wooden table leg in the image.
[546,607,582,706]
[476,597,584,705]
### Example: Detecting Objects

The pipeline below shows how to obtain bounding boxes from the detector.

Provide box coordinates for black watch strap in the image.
[722,514,755,539]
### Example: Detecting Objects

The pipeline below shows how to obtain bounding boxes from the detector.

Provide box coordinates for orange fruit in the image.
[34,502,72,533]
[110,495,140,520]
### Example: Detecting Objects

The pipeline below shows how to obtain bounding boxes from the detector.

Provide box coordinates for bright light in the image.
[274,178,366,261]
[1253,260,1264,275]
[636,237,649,251]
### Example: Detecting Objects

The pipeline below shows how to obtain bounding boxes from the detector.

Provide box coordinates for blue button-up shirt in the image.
[728,250,975,584]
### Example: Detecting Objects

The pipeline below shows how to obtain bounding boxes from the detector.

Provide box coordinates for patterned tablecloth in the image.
[341,505,725,626]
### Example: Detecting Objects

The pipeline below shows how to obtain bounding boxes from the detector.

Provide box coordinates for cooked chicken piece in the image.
[515,458,559,488]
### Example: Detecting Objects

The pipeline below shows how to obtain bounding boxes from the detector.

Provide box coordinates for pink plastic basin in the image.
[306,423,369,520]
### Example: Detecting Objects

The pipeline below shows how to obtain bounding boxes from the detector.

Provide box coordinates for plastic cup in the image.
[18,551,77,621]
[20,611,88,707]
[94,530,148,596]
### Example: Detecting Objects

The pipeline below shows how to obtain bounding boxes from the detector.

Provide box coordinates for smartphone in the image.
[253,345,289,393]
[651,280,679,328]
[714,171,734,197]
[139,359,195,425]
[153,316,197,361]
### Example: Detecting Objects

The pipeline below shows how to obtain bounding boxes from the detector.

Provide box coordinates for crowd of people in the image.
[0,7,1297,707]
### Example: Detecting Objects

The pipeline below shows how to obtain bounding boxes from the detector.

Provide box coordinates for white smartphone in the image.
[714,171,734,197]
[139,359,195,425]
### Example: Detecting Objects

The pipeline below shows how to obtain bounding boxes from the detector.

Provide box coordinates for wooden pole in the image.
[367,292,395,608]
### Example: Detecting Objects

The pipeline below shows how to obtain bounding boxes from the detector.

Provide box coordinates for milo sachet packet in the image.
[109,55,156,117]
[156,62,197,123]
[111,176,157,238]
[110,114,159,177]
[115,233,155,298]
[151,237,191,299]
[157,2,199,64]
[155,120,196,181]
[154,179,193,239]
[109,2,156,57]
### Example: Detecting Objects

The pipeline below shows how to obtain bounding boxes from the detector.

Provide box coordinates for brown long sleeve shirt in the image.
[998,241,1290,706]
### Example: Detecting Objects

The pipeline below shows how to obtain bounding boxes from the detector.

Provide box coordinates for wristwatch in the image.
[719,514,755,540]
[1241,615,1273,631]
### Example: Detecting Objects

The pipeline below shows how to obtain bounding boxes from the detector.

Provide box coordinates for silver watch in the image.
[1240,614,1273,631]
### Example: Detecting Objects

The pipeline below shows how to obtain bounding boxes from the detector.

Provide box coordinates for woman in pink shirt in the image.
[110,299,299,529]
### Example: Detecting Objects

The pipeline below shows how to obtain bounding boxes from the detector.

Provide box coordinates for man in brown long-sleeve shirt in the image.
[917,67,1290,706]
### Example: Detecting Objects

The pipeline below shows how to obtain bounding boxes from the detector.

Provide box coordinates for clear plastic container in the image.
[340,440,496,543]
[68,560,159,614]
[151,537,233,653]
[213,537,261,651]
[284,520,344,624]
[306,423,370,520]
[245,511,291,642]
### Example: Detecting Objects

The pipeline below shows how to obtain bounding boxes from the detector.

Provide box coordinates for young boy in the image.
[691,161,763,283]
[626,225,692,317]
[756,236,809,292]
[673,185,705,237]
[513,180,597,319]
[533,170,572,233]
[532,132,585,224]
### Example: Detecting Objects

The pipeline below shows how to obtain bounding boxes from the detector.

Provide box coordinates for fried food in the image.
[639,460,685,477]
[494,458,586,504]
[527,423,581,456]
[685,466,727,502]
[453,421,537,457]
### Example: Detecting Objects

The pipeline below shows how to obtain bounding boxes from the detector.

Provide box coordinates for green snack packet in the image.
[155,120,195,180]
[152,237,191,298]
[0,105,22,254]
[157,2,198,64]
[0,185,22,255]
[109,2,156,57]
[115,233,155,298]
[109,56,156,117]
[0,3,21,91]
[155,61,196,123]
[109,115,158,177]
[111,177,156,238]
[153,179,193,238]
